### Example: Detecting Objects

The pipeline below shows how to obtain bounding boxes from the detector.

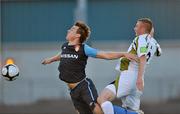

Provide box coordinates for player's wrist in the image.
[49,58,54,63]
[122,52,126,57]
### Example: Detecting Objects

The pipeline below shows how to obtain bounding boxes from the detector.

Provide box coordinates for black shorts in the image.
[70,78,98,114]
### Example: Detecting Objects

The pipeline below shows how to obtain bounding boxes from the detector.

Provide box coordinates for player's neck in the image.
[138,33,148,36]
[68,40,81,46]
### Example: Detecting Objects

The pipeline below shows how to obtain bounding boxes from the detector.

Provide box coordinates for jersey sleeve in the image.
[151,38,162,57]
[84,44,98,58]
[155,42,162,56]
[137,36,148,57]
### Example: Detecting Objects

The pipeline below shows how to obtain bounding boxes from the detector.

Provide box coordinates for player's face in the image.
[134,21,145,36]
[66,26,80,41]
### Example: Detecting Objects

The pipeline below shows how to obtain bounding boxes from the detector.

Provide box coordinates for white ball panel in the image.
[8,65,19,77]
[2,67,8,76]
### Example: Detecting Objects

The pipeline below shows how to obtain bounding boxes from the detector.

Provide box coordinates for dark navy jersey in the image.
[58,42,98,83]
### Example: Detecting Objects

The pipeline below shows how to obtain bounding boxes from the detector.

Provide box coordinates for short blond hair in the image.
[138,18,153,33]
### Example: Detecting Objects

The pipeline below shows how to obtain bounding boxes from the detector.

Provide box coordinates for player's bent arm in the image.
[49,53,61,62]
[96,52,126,60]
[136,55,146,91]
[42,53,61,65]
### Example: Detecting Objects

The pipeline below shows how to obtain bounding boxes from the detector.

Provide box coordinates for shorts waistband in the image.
[68,78,86,90]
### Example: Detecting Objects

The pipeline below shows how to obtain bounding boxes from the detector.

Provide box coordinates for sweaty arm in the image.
[50,53,61,62]
[42,52,61,65]
[84,44,137,61]
[96,52,126,60]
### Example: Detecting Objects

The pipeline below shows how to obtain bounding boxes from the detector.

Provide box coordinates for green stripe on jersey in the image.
[114,75,120,92]
[135,36,139,51]
[120,47,137,71]
[120,58,130,71]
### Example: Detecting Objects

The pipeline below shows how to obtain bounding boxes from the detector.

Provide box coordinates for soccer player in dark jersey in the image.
[42,21,137,114]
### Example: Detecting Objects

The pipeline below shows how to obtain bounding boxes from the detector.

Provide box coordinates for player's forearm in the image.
[137,55,146,80]
[49,53,61,62]
[96,52,125,60]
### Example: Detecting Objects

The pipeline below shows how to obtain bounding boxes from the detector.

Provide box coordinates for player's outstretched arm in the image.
[84,44,137,61]
[96,52,137,61]
[42,53,61,65]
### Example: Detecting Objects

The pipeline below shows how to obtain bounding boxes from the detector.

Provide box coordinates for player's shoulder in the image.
[150,37,158,44]
[62,42,68,46]
[149,37,161,48]
[83,43,90,49]
[83,43,88,46]
[61,42,68,49]
[83,43,98,58]
[83,43,93,52]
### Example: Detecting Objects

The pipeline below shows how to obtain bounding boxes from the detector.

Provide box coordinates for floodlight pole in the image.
[74,0,92,45]
[74,0,88,23]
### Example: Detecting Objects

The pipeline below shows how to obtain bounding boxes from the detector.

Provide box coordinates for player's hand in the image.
[136,78,144,91]
[124,53,138,62]
[42,58,52,65]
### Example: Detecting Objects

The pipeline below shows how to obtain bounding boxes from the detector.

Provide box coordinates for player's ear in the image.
[76,33,81,38]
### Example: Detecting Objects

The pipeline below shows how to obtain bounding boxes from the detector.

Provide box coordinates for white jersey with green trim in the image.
[116,34,162,72]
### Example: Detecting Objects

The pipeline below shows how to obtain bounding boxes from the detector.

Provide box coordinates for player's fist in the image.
[42,58,52,65]
[136,78,144,91]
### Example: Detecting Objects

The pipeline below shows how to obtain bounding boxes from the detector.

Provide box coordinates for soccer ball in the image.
[1,64,19,81]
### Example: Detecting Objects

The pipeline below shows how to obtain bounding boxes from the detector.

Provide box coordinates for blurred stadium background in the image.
[0,0,180,114]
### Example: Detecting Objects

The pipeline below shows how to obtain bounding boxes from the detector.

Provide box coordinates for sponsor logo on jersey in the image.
[61,54,78,59]
[140,47,147,53]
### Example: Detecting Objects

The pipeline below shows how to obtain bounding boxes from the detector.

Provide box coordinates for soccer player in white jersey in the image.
[97,18,162,114]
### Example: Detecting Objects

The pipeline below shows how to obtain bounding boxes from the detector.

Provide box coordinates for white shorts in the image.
[105,70,143,111]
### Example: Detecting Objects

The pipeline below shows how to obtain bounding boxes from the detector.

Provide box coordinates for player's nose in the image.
[67,30,70,33]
